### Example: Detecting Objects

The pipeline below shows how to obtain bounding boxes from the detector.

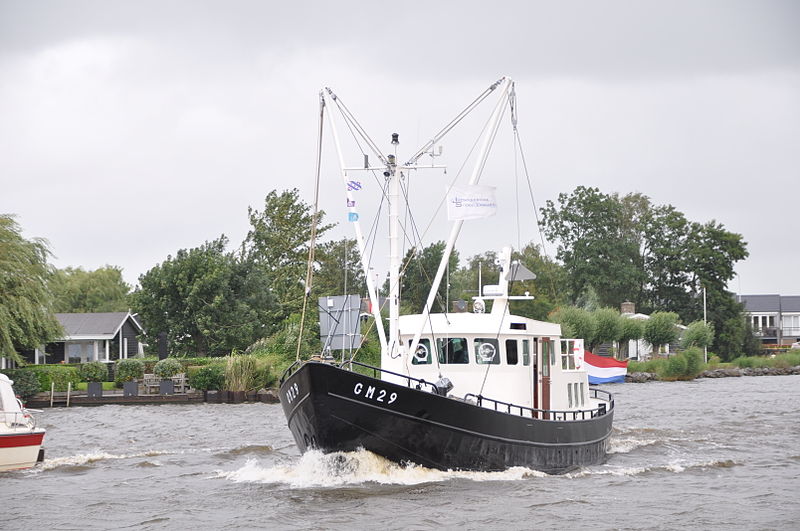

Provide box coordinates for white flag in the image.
[446,184,497,221]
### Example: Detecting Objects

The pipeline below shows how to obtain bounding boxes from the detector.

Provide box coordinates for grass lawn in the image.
[74,382,117,391]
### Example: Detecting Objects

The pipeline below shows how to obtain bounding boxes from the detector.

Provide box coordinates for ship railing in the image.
[1,409,37,430]
[279,359,439,394]
[463,387,614,421]
[340,361,440,393]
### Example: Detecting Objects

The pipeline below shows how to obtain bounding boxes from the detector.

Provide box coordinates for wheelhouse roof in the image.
[399,313,562,337]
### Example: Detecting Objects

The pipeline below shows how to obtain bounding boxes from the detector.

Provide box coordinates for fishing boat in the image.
[279,77,614,474]
[0,373,46,471]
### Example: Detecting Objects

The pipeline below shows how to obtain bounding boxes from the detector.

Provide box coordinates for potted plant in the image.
[188,365,225,402]
[79,361,108,398]
[154,358,183,395]
[225,355,256,403]
[116,359,144,397]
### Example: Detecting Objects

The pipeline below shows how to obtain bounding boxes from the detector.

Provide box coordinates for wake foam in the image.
[217,449,546,487]
[38,450,172,471]
[569,459,738,478]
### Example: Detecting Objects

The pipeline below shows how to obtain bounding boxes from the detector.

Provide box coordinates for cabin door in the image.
[540,338,551,418]
[531,338,539,410]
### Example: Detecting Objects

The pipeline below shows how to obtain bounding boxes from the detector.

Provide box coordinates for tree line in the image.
[0,184,754,364]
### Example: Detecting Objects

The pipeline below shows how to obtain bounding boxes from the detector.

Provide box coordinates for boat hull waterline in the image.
[280,362,613,474]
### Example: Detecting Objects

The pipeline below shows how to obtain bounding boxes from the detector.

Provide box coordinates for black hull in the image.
[279,362,613,474]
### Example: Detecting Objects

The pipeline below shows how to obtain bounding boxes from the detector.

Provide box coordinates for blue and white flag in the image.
[447,185,497,221]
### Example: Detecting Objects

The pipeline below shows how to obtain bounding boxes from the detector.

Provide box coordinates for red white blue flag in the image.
[584,351,627,384]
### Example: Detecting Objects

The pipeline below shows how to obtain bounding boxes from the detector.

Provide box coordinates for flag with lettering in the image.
[446,185,497,221]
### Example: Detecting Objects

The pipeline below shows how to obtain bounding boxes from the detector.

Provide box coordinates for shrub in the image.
[154,357,183,378]
[733,356,756,369]
[662,354,688,379]
[79,361,109,382]
[187,364,225,390]
[27,365,82,392]
[225,355,257,392]
[1,370,42,402]
[115,359,144,384]
[681,321,715,349]
[683,347,704,378]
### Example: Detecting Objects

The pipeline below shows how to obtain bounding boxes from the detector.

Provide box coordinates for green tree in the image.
[0,215,63,363]
[549,306,596,342]
[617,317,644,359]
[681,320,715,349]
[539,186,644,308]
[509,244,569,320]
[245,189,332,325]
[397,241,459,314]
[540,186,748,346]
[449,250,500,312]
[591,307,622,351]
[131,237,273,356]
[50,265,131,313]
[643,311,680,354]
[313,238,366,298]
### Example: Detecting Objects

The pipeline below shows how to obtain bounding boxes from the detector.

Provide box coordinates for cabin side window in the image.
[522,339,530,366]
[474,338,500,364]
[560,340,576,370]
[505,339,518,365]
[409,338,433,365]
[437,337,469,364]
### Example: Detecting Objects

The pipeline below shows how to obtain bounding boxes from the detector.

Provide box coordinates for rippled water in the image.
[3,376,799,530]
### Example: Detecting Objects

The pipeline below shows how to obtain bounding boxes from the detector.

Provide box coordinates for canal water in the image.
[2,375,798,530]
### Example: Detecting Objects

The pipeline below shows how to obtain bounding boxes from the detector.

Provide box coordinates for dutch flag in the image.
[584,351,628,384]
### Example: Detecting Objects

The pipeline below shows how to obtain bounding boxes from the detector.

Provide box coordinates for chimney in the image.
[621,301,635,314]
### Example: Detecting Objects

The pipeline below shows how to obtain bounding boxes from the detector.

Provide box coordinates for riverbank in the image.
[26,388,281,408]
[626,364,800,382]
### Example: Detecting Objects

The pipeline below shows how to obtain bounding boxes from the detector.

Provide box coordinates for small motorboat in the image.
[0,373,46,471]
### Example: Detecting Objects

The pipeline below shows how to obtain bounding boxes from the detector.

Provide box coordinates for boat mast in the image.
[388,148,401,358]
[323,92,389,354]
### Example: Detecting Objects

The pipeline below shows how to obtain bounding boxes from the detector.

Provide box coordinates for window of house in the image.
[437,337,469,364]
[505,339,518,365]
[474,338,500,364]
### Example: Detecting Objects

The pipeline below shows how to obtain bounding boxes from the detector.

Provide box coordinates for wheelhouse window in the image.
[409,338,433,365]
[560,340,577,370]
[505,339,518,365]
[522,339,530,366]
[474,338,500,364]
[437,337,469,364]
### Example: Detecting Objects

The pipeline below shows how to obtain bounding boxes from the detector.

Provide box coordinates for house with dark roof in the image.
[23,312,145,365]
[738,295,800,345]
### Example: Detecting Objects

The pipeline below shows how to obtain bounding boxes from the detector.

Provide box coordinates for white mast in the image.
[323,94,389,354]
[388,150,401,358]
[407,77,513,366]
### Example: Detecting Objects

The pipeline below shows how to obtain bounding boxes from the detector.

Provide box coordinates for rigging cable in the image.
[296,91,326,361]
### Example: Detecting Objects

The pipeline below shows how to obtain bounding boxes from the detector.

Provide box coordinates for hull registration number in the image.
[353,382,398,405]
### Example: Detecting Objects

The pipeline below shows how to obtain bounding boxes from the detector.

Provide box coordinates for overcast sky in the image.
[1,0,798,298]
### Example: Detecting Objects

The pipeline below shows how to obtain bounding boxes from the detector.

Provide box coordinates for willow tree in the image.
[0,215,63,363]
